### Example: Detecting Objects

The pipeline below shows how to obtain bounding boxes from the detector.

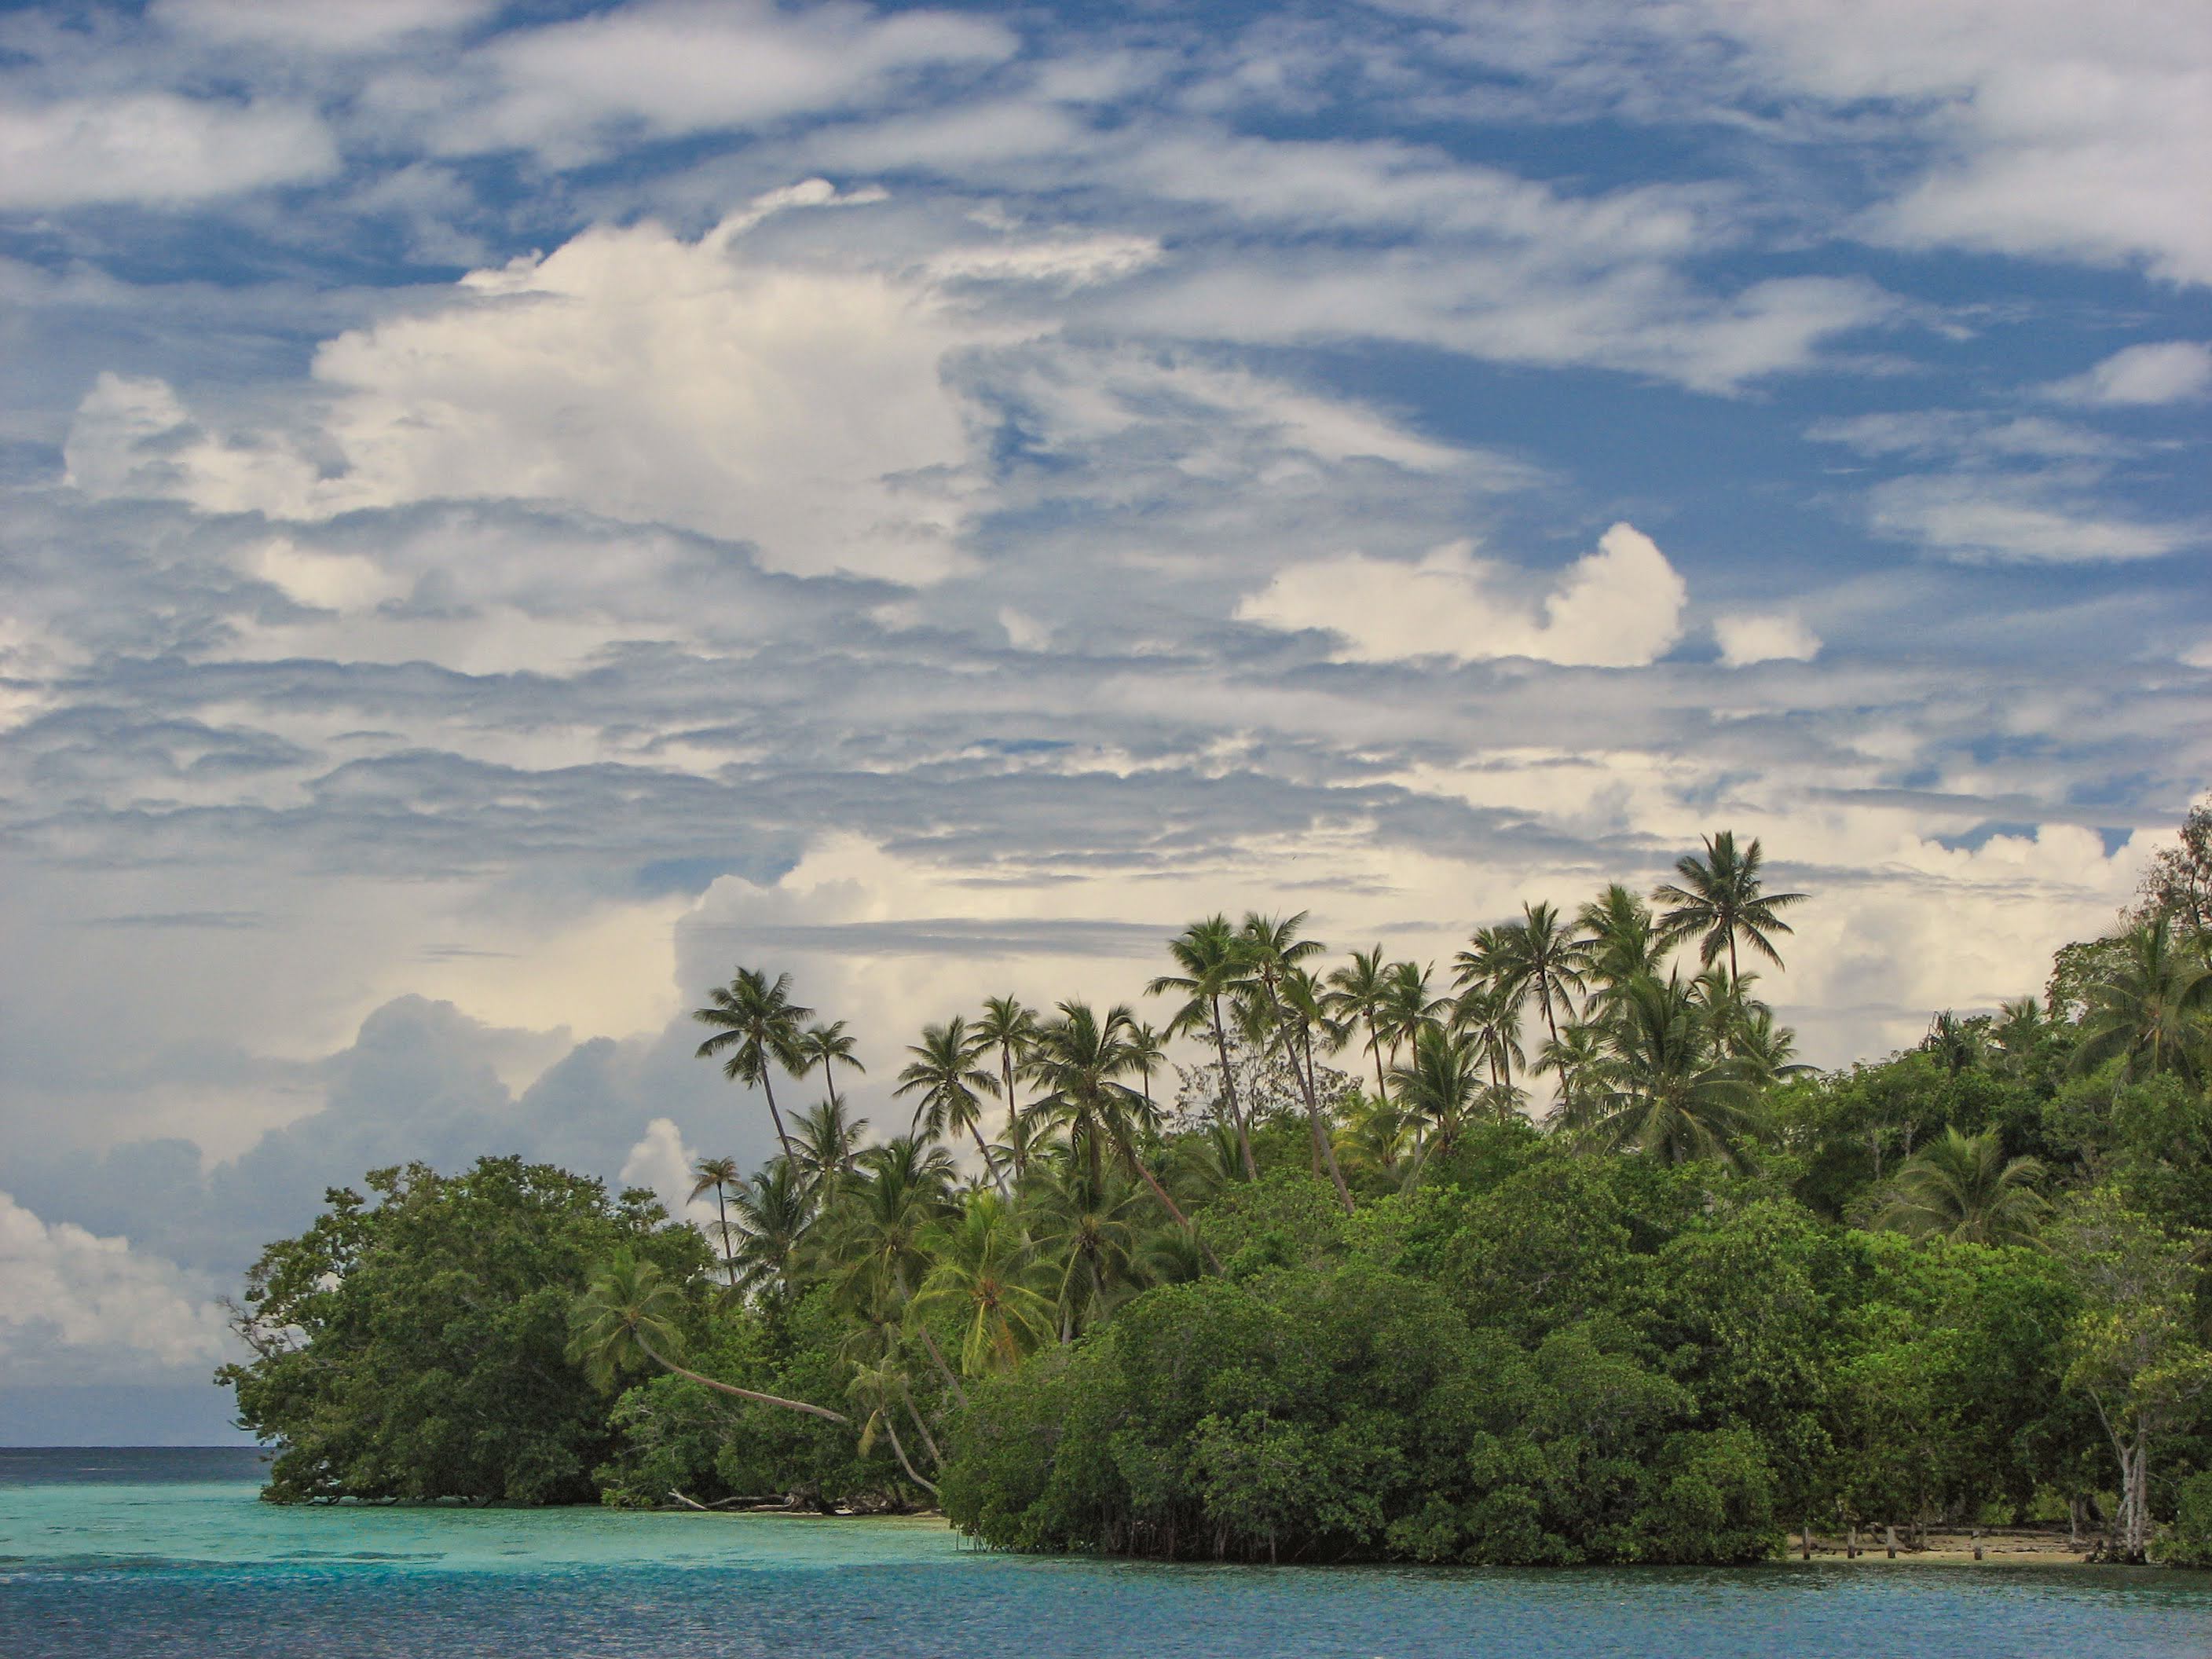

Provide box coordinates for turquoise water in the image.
[5,1451,2212,1657]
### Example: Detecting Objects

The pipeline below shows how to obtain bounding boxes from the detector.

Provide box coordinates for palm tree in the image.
[727,1159,814,1301]
[814,1135,960,1309]
[1030,1000,1218,1269]
[1576,883,1664,1005]
[569,1251,847,1423]
[914,1192,1058,1376]
[687,1155,743,1288]
[895,1016,1002,1180]
[1565,973,1765,1167]
[789,1098,868,1200]
[1504,901,1587,1048]
[1534,1020,1609,1123]
[974,995,1041,1181]
[1024,1157,1154,1339]
[1333,1090,1426,1190]
[1275,961,1356,1210]
[798,1020,866,1108]
[1324,946,1397,1106]
[1452,979,1526,1094]
[1390,1024,1485,1157]
[2070,917,2211,1084]
[1922,1010,1984,1076]
[1651,830,1810,986]
[1871,1126,2051,1246]
[1381,959,1448,1068]
[693,967,815,1163]
[1148,916,1259,1180]
[1127,1020,1167,1115]
[1990,996,2048,1075]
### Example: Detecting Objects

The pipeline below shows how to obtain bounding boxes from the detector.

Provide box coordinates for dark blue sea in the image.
[5,1448,2210,1657]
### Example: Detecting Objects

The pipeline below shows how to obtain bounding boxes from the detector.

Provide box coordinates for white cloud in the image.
[1237,522,1687,668]
[152,0,496,50]
[400,0,1015,166]
[64,199,1003,582]
[1867,474,2197,563]
[1714,610,1821,668]
[0,94,337,209]
[0,1191,231,1382]
[619,1116,717,1228]
[2045,341,2212,406]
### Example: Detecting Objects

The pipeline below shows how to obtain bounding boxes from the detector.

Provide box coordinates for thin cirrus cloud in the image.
[1236,525,1689,668]
[0,93,337,209]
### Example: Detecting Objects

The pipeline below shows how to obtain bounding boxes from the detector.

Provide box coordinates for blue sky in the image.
[1,0,2207,1439]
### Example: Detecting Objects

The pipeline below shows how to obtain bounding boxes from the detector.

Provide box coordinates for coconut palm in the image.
[569,1251,847,1423]
[1990,996,2049,1075]
[2070,917,2212,1084]
[1533,1020,1610,1123]
[789,1098,869,1200]
[1128,1020,1167,1114]
[1452,979,1526,1094]
[1565,973,1766,1167]
[1275,961,1356,1210]
[1576,883,1664,1005]
[1651,830,1810,985]
[1871,1126,2052,1246]
[1333,1090,1426,1190]
[1148,916,1259,1180]
[693,967,815,1163]
[845,1359,938,1495]
[687,1155,743,1288]
[726,1158,814,1301]
[798,1020,866,1108]
[1493,901,1587,1049]
[894,1016,1002,1180]
[1390,1024,1486,1157]
[1324,946,1397,1106]
[1024,1157,1154,1339]
[914,1192,1059,1376]
[814,1136,959,1309]
[1030,1000,1216,1267]
[1381,959,1448,1068]
[974,995,1041,1181]
[1922,1010,1985,1076]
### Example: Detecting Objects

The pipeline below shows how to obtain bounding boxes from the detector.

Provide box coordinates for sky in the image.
[1,0,2207,1442]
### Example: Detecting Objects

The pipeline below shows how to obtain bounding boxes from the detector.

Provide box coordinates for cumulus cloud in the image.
[2044,341,2212,406]
[0,94,337,209]
[1237,523,1688,668]
[1714,611,1821,668]
[0,1190,231,1383]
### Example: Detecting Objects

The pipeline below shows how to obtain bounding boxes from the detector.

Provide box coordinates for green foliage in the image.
[2153,1471,2212,1567]
[222,1157,711,1503]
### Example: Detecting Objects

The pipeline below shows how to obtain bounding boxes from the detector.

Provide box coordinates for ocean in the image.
[4,1448,2210,1657]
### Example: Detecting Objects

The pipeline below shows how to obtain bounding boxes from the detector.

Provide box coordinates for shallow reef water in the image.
[5,1449,2210,1658]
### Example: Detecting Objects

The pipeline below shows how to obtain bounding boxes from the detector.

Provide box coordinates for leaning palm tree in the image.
[974,995,1041,1181]
[845,1359,939,1496]
[2070,917,2212,1085]
[1030,1000,1218,1269]
[687,1155,744,1288]
[1566,973,1766,1168]
[1651,830,1809,986]
[895,1016,1003,1181]
[692,967,815,1163]
[914,1192,1059,1376]
[569,1251,847,1423]
[1148,916,1259,1180]
[798,1020,866,1108]
[1324,946,1397,1105]
[1870,1126,2051,1246]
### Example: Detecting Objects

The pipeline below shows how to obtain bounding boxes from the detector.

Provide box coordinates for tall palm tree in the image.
[1324,946,1397,1106]
[815,1135,960,1309]
[1651,830,1810,986]
[798,1020,866,1108]
[1276,961,1356,1210]
[1030,1000,1217,1269]
[1024,1156,1154,1339]
[1534,1020,1609,1123]
[914,1192,1059,1376]
[974,996,1041,1181]
[1871,1127,2051,1246]
[1990,996,2049,1075]
[789,1098,869,1200]
[1390,1024,1485,1157]
[569,1251,847,1423]
[1452,979,1526,1094]
[687,1155,743,1288]
[895,1016,1003,1181]
[1565,973,1765,1167]
[1380,959,1448,1068]
[693,967,815,1163]
[1502,901,1587,1049]
[2070,917,2212,1084]
[1575,883,1664,1006]
[1148,916,1259,1180]
[1127,1020,1168,1115]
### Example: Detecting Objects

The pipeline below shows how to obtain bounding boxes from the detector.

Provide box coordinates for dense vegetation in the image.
[224,810,2212,1566]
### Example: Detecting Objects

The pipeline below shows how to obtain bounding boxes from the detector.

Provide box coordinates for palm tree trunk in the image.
[916,1326,969,1408]
[969,1122,1008,1196]
[898,1378,944,1468]
[761,1072,795,1163]
[880,1411,940,1498]
[1302,1027,1355,1214]
[632,1333,848,1423]
[1110,1125,1223,1273]
[714,1185,736,1288]
[1210,996,1258,1180]
[1000,1048,1027,1183]
[1367,1019,1390,1107]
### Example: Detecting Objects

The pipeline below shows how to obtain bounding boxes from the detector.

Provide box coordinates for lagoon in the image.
[5,1449,2210,1659]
